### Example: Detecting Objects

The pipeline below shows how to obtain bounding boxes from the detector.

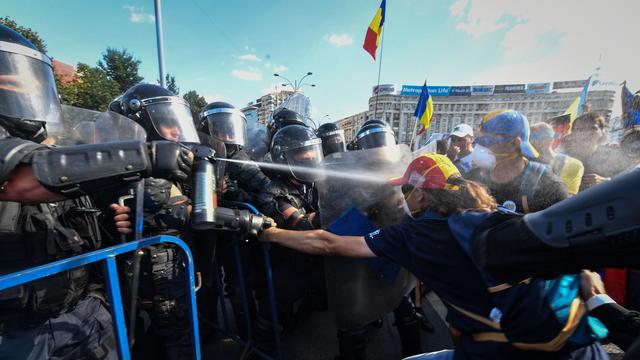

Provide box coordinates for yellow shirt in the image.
[551,154,584,195]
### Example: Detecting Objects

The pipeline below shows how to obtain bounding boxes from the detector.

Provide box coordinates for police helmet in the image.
[0,24,61,142]
[270,124,324,182]
[268,108,308,137]
[316,122,346,156]
[354,119,396,150]
[120,83,199,143]
[197,101,247,147]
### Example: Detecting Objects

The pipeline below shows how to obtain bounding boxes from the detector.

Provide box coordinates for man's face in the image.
[450,135,473,155]
[530,137,553,158]
[563,120,605,158]
[401,184,425,213]
[293,148,318,162]
[159,124,181,142]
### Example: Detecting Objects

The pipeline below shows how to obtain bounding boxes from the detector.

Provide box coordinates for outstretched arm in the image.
[259,227,376,258]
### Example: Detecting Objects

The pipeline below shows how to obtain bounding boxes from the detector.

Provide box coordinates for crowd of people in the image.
[1,22,640,360]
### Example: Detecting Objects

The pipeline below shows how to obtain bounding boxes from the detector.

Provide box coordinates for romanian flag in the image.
[414,81,434,135]
[363,0,386,60]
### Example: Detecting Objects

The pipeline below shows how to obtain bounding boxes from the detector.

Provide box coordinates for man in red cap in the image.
[259,153,610,359]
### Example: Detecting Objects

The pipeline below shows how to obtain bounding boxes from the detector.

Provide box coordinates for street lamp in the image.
[274,72,315,92]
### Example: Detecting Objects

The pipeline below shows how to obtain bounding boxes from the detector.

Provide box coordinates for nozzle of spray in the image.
[189,143,272,238]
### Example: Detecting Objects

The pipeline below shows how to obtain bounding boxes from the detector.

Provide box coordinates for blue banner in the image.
[526,82,551,94]
[450,86,471,96]
[401,85,450,96]
[471,85,494,95]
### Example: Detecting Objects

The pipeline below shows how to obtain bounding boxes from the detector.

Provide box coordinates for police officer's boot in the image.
[336,327,367,360]
[395,315,422,357]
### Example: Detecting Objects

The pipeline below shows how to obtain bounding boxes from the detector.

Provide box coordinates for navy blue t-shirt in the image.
[364,212,497,334]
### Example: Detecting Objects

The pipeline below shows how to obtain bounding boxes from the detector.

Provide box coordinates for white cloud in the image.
[237,54,261,62]
[449,0,639,110]
[123,5,155,24]
[272,64,288,73]
[231,68,262,81]
[324,33,353,47]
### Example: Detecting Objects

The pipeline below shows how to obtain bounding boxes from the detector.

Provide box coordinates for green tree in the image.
[59,63,120,111]
[98,48,143,93]
[183,90,207,120]
[162,73,179,95]
[0,17,47,54]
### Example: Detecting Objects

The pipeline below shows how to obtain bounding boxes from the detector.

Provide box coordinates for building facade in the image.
[336,81,617,146]
[241,89,295,126]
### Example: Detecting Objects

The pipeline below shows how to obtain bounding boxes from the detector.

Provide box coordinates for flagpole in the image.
[373,24,386,119]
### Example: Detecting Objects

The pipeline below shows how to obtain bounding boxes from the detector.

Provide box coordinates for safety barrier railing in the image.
[217,201,282,360]
[0,235,201,360]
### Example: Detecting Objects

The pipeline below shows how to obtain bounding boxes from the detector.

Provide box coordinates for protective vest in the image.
[0,197,101,328]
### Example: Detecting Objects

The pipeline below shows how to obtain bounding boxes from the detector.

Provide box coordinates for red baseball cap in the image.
[389,154,461,190]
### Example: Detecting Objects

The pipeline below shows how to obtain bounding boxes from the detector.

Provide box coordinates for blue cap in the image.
[478,110,539,159]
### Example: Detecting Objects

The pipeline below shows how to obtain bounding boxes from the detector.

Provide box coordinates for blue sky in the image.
[4,0,637,121]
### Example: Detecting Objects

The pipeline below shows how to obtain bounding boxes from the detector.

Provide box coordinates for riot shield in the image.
[245,120,271,161]
[272,92,316,129]
[318,144,416,329]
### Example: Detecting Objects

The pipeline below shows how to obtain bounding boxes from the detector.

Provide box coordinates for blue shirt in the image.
[364,212,497,334]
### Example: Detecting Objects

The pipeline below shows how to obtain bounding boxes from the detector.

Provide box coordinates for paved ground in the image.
[203,291,453,359]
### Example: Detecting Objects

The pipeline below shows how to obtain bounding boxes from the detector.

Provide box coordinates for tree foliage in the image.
[57,63,120,111]
[164,73,179,95]
[0,17,47,54]
[183,90,207,120]
[98,48,143,93]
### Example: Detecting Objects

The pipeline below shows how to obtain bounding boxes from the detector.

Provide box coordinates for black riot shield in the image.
[318,144,416,329]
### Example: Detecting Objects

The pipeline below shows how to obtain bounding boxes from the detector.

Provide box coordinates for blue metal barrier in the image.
[0,235,201,360]
[219,201,282,360]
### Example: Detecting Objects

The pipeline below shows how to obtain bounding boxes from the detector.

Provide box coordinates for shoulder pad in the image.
[0,137,46,183]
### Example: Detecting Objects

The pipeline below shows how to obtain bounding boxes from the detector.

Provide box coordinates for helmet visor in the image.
[285,141,324,182]
[357,128,396,149]
[202,108,247,146]
[321,132,346,156]
[0,45,61,126]
[145,98,199,143]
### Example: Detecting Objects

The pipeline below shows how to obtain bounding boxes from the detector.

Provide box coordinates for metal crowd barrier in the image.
[217,201,282,360]
[0,235,201,360]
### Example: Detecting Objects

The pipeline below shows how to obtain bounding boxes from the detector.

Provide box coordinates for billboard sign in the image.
[526,82,551,94]
[494,84,526,94]
[552,80,588,90]
[372,84,396,95]
[450,86,471,96]
[471,85,494,95]
[400,85,451,97]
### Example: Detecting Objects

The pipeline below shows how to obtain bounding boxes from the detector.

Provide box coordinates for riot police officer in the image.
[316,122,347,156]
[254,124,326,355]
[352,119,396,150]
[268,108,311,138]
[112,83,201,359]
[338,119,424,359]
[196,101,277,339]
[0,24,191,360]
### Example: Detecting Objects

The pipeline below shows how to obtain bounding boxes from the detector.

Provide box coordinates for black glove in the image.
[148,141,193,182]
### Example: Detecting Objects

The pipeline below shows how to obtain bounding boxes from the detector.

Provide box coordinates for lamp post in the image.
[274,72,315,92]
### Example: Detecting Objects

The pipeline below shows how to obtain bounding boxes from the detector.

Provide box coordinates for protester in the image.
[580,270,640,352]
[446,123,475,176]
[259,153,608,359]
[530,122,585,195]
[562,112,626,191]
[469,110,568,213]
